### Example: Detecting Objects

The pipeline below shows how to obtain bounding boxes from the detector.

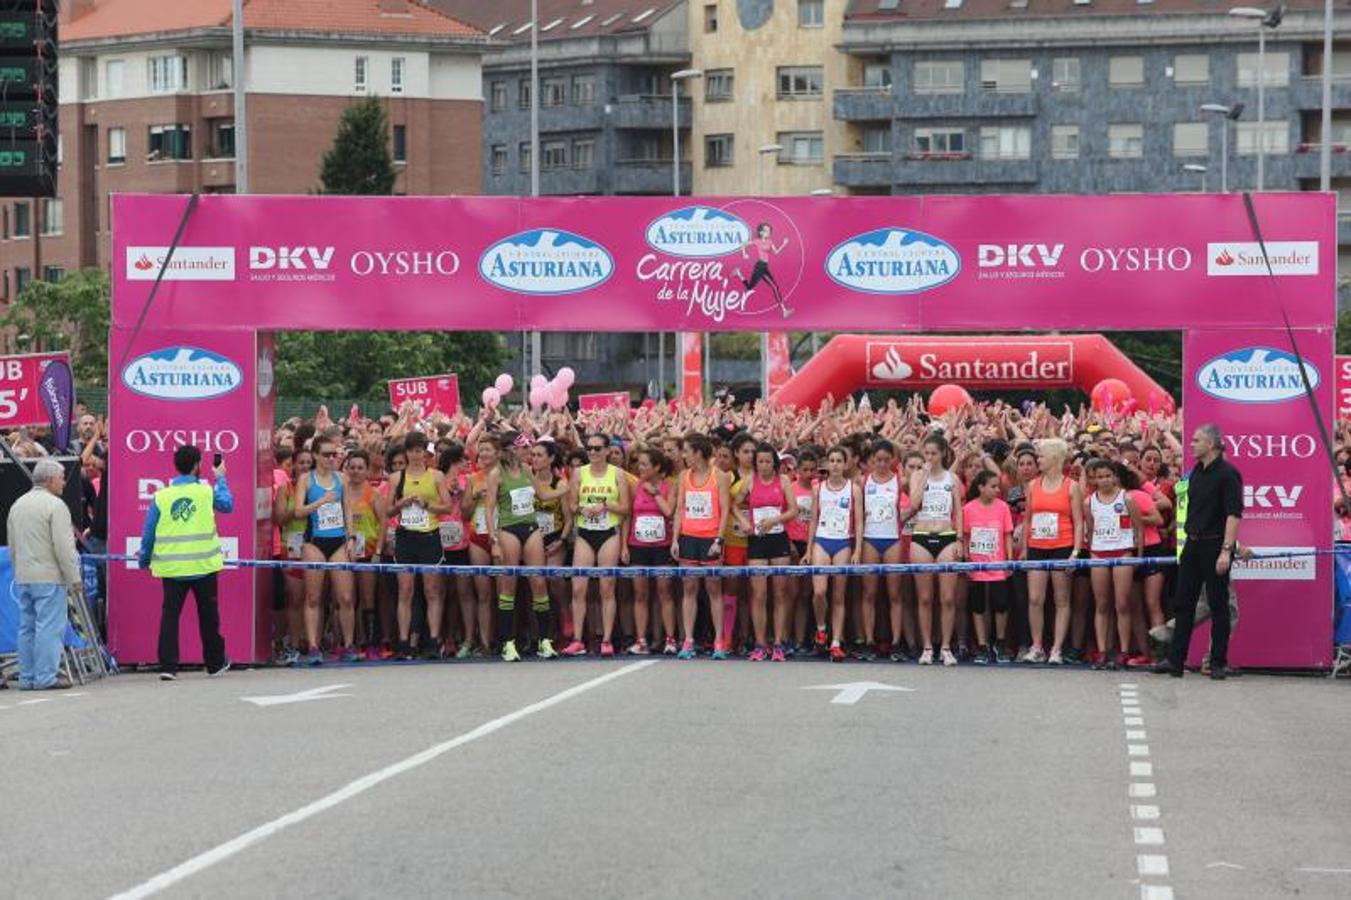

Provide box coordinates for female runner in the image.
[902,434,964,667]
[860,440,905,662]
[670,433,732,659]
[387,432,452,660]
[623,446,676,655]
[738,442,797,662]
[1019,438,1083,665]
[807,446,864,663]
[483,433,554,661]
[293,435,357,664]
[1085,459,1144,670]
[564,433,630,657]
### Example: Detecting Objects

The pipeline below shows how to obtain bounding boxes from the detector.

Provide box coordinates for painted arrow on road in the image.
[241,683,353,707]
[802,681,916,706]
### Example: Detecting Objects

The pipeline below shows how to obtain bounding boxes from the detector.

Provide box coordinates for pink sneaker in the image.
[771,644,786,662]
[600,641,616,657]
[626,640,650,656]
[662,636,679,656]
[561,640,588,657]
[749,646,769,662]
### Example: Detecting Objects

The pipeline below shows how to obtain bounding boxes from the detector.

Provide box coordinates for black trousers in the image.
[1168,538,1232,671]
[158,573,227,673]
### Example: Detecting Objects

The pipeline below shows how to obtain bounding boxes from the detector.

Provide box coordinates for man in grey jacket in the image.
[6,458,80,690]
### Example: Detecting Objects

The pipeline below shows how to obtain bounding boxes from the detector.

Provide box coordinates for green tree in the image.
[317,96,397,195]
[1338,308,1351,355]
[0,269,110,385]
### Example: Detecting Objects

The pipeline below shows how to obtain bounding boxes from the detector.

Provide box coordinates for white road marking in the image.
[1126,729,1148,740]
[107,660,656,900]
[1205,862,1246,870]
[1295,867,1351,874]
[1135,827,1167,846]
[1131,762,1154,777]
[1131,805,1161,820]
[801,681,916,705]
[1140,886,1174,900]
[1119,683,1139,689]
[1123,706,1143,716]
[1118,685,1171,900]
[1138,855,1170,875]
[19,698,53,706]
[1128,744,1150,756]
[1129,783,1157,798]
[1124,717,1145,726]
[240,684,353,707]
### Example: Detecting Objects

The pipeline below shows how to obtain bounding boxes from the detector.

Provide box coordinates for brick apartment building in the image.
[0,0,489,309]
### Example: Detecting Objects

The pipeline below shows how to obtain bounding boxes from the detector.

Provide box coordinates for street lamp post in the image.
[1183,163,1208,192]
[668,69,703,404]
[1201,102,1243,192]
[1230,6,1283,192]
[526,0,540,397]
[1322,0,1334,191]
[757,143,783,400]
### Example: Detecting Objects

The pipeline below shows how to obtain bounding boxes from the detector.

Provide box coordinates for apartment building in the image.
[0,0,488,302]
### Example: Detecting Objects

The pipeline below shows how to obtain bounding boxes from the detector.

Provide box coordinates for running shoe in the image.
[159,671,177,682]
[956,643,972,663]
[853,645,878,663]
[940,648,958,667]
[538,638,559,660]
[379,643,396,661]
[972,645,989,666]
[324,647,343,663]
[396,642,415,661]
[364,645,382,662]
[1091,653,1109,671]
[501,640,521,663]
[663,636,679,656]
[1047,649,1065,666]
[455,642,475,660]
[281,647,301,667]
[303,648,324,667]
[813,627,828,652]
[341,646,362,663]
[1063,647,1084,664]
[749,646,769,662]
[600,641,616,658]
[918,648,934,666]
[626,640,650,656]
[1112,653,1130,671]
[1126,654,1152,669]
[1025,646,1048,664]
[992,645,1009,665]
[676,641,696,660]
[889,648,909,663]
[561,640,588,657]
[876,641,893,657]
[771,644,786,662]
[420,642,441,661]
[829,644,846,663]
[711,646,730,661]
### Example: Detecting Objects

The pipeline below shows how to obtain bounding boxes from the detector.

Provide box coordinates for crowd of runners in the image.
[266,393,1193,670]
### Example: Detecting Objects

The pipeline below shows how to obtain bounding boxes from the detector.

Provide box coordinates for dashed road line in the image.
[1119,682,1172,900]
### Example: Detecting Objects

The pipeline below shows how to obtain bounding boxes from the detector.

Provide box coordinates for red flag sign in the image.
[387,373,460,416]
[0,352,71,429]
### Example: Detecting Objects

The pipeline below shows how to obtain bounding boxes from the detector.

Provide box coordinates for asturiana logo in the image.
[121,347,244,401]
[644,206,751,259]
[478,229,614,295]
[1196,347,1319,404]
[825,227,960,295]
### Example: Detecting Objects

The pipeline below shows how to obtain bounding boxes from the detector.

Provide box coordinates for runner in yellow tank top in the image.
[563,433,630,657]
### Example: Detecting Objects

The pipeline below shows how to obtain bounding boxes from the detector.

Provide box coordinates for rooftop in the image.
[428,0,679,42]
[845,0,1335,23]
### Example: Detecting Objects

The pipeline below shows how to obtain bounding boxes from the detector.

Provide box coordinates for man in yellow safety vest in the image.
[137,444,233,681]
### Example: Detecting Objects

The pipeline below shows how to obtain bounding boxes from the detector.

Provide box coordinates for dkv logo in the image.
[478,229,614,295]
[825,227,960,295]
[1195,347,1319,404]
[121,347,244,401]
[645,206,750,259]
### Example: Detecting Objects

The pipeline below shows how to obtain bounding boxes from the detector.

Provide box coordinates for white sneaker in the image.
[940,648,958,667]
[1027,646,1048,664]
[1047,649,1064,666]
[918,648,934,666]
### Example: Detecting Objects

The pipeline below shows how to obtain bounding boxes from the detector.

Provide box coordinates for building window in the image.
[1237,120,1289,154]
[1237,52,1290,88]
[1173,54,1209,86]
[798,0,824,26]
[147,55,187,93]
[43,266,63,283]
[104,59,125,98]
[208,119,235,158]
[390,57,405,94]
[703,3,717,32]
[491,144,507,175]
[915,127,965,155]
[572,75,595,105]
[2,206,7,239]
[79,58,97,100]
[490,80,508,112]
[1052,57,1080,91]
[705,68,734,102]
[519,141,532,173]
[1108,123,1144,158]
[542,78,566,107]
[862,125,892,153]
[354,56,369,93]
[107,126,126,164]
[978,125,1030,159]
[209,52,233,90]
[13,202,30,237]
[392,125,407,163]
[518,79,532,109]
[1109,56,1144,88]
[15,267,30,294]
[1051,125,1079,159]
[778,131,824,164]
[776,66,824,99]
[542,140,567,170]
[1173,122,1207,157]
[573,138,595,169]
[148,124,192,161]
[863,61,892,89]
[0,270,6,298]
[914,60,963,94]
[705,133,734,167]
[40,198,61,235]
[980,58,1032,93]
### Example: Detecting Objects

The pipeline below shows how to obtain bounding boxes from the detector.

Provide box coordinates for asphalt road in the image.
[4,660,1350,899]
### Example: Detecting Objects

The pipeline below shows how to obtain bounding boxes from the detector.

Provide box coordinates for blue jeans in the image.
[17,583,67,689]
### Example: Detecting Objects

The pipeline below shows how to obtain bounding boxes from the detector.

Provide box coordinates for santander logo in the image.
[1214,249,1235,267]
[870,346,914,382]
[134,254,155,271]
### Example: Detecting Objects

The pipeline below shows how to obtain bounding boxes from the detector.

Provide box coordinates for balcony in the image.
[890,153,1038,187]
[833,152,893,187]
[1291,75,1351,111]
[1292,142,1351,180]
[612,158,691,194]
[902,90,1039,120]
[1339,209,1351,247]
[199,158,235,190]
[611,94,690,130]
[833,87,895,121]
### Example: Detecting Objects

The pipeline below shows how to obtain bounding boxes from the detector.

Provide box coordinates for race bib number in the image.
[285,531,304,560]
[1031,512,1060,541]
[1093,512,1121,544]
[685,490,712,520]
[867,498,896,525]
[509,485,536,517]
[439,519,464,549]
[968,526,999,557]
[385,526,397,549]
[316,502,343,533]
[400,503,430,531]
[352,533,367,559]
[820,505,850,537]
[472,505,488,533]
[582,510,608,530]
[753,506,784,534]
[796,496,813,518]
[634,514,667,543]
[536,511,556,534]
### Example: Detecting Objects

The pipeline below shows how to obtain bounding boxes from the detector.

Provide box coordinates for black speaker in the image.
[0,455,84,545]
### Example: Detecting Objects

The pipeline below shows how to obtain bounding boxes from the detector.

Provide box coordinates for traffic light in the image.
[0,1,56,198]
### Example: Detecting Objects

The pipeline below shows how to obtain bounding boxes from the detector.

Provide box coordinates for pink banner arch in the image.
[771,334,1174,412]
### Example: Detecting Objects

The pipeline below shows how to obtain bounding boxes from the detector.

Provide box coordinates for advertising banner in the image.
[387,373,460,416]
[765,332,792,395]
[1336,355,1351,418]
[579,391,630,411]
[680,331,703,402]
[111,193,1333,334]
[0,351,71,429]
[1181,331,1335,668]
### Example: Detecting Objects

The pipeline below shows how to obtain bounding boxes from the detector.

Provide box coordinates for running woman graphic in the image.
[735,222,792,318]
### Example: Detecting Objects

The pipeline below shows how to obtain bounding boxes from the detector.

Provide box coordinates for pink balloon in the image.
[556,367,576,389]
[494,373,514,396]
[530,374,548,391]
[481,387,501,409]
[548,385,569,410]
[1090,378,1131,413]
[927,384,972,417]
[528,386,547,411]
